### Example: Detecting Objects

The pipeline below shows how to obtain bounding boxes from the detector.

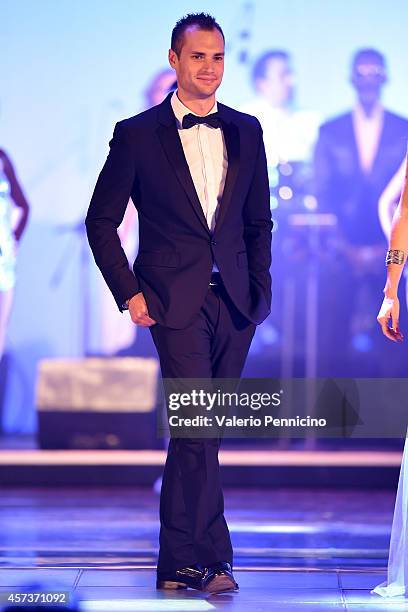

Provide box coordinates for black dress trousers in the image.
[150,280,255,577]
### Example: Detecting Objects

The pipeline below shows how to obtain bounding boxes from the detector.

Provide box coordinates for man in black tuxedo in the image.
[314,48,408,376]
[86,13,272,593]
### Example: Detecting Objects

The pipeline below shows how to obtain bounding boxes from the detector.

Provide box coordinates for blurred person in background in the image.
[240,51,319,375]
[240,50,319,167]
[314,48,408,376]
[144,68,177,107]
[0,149,29,360]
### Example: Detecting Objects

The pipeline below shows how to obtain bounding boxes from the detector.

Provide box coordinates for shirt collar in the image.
[353,102,384,122]
[171,91,218,129]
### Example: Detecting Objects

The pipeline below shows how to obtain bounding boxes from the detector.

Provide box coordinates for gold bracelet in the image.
[386,249,405,266]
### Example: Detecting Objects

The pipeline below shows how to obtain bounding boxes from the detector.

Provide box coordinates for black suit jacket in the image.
[314,109,408,246]
[86,92,272,329]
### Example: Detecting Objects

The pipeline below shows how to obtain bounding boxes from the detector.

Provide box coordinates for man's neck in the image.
[176,90,216,116]
[356,99,382,119]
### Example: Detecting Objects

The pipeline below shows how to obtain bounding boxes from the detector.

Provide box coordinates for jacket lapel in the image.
[156,94,241,235]
[156,94,210,233]
[214,113,240,234]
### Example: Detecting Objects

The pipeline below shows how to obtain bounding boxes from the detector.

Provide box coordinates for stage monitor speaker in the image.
[36,357,161,449]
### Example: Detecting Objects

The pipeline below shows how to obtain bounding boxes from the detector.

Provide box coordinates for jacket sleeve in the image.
[85,121,140,311]
[243,120,273,310]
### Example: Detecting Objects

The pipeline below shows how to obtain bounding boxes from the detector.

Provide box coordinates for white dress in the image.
[0,157,16,291]
[372,436,408,597]
[0,157,16,358]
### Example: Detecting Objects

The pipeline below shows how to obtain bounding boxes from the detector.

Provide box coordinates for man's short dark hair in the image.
[171,13,225,57]
[252,50,290,85]
[352,48,386,68]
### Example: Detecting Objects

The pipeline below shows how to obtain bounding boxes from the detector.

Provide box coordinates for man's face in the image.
[351,57,387,105]
[256,57,294,107]
[168,26,224,100]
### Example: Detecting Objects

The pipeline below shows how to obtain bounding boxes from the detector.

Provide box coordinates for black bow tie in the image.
[182,112,221,130]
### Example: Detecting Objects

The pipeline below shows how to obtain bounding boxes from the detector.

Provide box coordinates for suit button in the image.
[210,240,217,246]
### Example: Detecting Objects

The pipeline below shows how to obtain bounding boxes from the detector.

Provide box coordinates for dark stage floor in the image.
[0,487,404,610]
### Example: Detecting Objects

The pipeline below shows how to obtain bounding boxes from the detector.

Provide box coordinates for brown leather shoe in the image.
[202,562,239,593]
[156,564,205,590]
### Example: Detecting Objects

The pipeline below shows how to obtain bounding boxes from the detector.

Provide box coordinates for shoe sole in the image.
[204,575,238,593]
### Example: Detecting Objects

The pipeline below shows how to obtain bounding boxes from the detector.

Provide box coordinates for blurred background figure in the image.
[0,149,29,360]
[314,49,408,376]
[240,51,320,376]
[241,50,319,167]
[144,68,177,107]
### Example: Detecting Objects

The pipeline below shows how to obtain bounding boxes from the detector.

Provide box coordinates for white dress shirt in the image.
[352,102,384,174]
[171,91,228,232]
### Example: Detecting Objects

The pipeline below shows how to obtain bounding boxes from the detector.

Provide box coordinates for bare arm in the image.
[384,157,408,298]
[378,159,406,240]
[377,155,408,341]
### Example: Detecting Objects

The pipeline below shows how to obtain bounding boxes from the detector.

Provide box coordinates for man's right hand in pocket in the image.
[128,292,157,327]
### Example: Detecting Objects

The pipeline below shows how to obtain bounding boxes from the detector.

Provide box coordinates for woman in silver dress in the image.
[0,149,29,359]
[375,153,408,597]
